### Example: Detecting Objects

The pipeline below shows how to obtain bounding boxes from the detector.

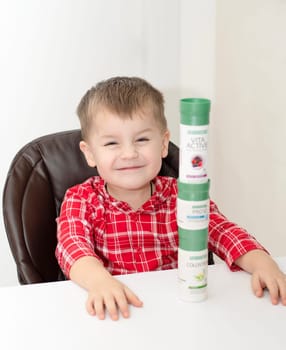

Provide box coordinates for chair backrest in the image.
[3,129,187,284]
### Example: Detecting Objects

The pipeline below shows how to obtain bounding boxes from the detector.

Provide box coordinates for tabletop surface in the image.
[0,257,285,350]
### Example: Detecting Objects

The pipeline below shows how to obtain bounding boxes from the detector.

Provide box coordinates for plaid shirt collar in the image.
[94,176,175,214]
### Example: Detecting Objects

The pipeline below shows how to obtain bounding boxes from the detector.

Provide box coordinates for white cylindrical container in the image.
[178,228,208,302]
[179,98,210,184]
[177,180,210,230]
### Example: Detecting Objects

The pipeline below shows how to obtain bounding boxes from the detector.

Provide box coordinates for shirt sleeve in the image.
[55,188,102,278]
[208,200,267,271]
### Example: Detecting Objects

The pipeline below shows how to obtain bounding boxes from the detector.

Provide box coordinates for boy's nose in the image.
[121,144,138,159]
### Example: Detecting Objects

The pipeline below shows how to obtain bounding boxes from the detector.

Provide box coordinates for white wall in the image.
[0,0,215,285]
[213,0,286,256]
[2,0,285,287]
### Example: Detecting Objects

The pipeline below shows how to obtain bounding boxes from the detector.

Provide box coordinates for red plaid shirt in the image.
[56,176,264,278]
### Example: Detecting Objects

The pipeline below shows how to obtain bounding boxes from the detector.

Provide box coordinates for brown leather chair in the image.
[2,129,213,284]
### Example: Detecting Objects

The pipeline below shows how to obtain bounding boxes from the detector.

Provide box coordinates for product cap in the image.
[180,98,211,125]
[178,227,208,251]
[178,180,210,201]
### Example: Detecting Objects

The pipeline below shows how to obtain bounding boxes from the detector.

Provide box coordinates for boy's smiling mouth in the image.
[116,165,144,171]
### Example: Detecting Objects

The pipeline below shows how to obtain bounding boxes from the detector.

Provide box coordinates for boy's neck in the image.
[106,182,153,211]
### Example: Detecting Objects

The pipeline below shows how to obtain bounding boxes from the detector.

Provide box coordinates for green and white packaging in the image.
[177,180,210,230]
[178,227,208,302]
[179,98,210,184]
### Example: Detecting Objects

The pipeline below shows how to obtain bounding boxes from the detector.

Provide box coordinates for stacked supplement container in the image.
[177,98,211,302]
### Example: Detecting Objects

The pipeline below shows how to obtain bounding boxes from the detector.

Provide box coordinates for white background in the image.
[0,0,285,286]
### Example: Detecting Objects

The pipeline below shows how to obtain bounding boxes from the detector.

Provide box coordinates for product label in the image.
[179,124,208,183]
[177,198,209,229]
[178,248,208,302]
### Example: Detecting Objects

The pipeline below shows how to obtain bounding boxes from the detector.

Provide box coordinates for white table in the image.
[0,257,285,350]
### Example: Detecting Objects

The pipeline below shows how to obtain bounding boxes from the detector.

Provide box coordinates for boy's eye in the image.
[136,137,149,142]
[104,141,117,146]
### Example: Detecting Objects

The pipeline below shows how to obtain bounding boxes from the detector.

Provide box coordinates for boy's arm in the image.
[234,249,286,305]
[69,256,143,320]
[208,200,266,270]
[208,200,286,304]
[56,188,142,320]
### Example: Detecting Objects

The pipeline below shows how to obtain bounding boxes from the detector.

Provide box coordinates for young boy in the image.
[56,76,286,321]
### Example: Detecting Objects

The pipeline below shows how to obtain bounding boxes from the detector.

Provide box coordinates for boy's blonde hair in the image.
[77,76,167,140]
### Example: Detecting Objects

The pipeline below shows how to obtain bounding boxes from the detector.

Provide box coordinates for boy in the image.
[56,77,286,321]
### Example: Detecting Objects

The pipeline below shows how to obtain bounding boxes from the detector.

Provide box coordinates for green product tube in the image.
[179,98,211,184]
[178,227,208,302]
[177,180,210,230]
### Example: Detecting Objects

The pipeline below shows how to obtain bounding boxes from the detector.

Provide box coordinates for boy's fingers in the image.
[251,273,264,298]
[277,275,286,305]
[114,293,130,318]
[87,296,105,319]
[252,273,281,305]
[86,296,96,316]
[104,295,120,321]
[267,281,279,305]
[124,286,143,307]
[109,285,143,319]
[86,301,95,316]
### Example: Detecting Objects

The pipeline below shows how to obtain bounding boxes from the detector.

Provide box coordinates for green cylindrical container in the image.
[177,180,210,229]
[180,98,211,126]
[178,227,208,251]
[178,227,208,302]
[179,98,211,184]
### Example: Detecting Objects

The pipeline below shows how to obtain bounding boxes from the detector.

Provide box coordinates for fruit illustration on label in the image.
[191,156,203,168]
[195,271,205,282]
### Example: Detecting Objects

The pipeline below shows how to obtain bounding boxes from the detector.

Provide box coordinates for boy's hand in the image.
[235,249,286,305]
[69,256,143,320]
[86,271,143,320]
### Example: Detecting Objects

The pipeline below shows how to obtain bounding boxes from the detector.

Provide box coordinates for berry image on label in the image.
[191,156,203,168]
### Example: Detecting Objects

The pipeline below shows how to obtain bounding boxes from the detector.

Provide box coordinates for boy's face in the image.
[80,108,170,192]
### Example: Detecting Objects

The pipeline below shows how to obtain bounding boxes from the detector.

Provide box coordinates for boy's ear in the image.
[161,130,170,158]
[79,141,96,167]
